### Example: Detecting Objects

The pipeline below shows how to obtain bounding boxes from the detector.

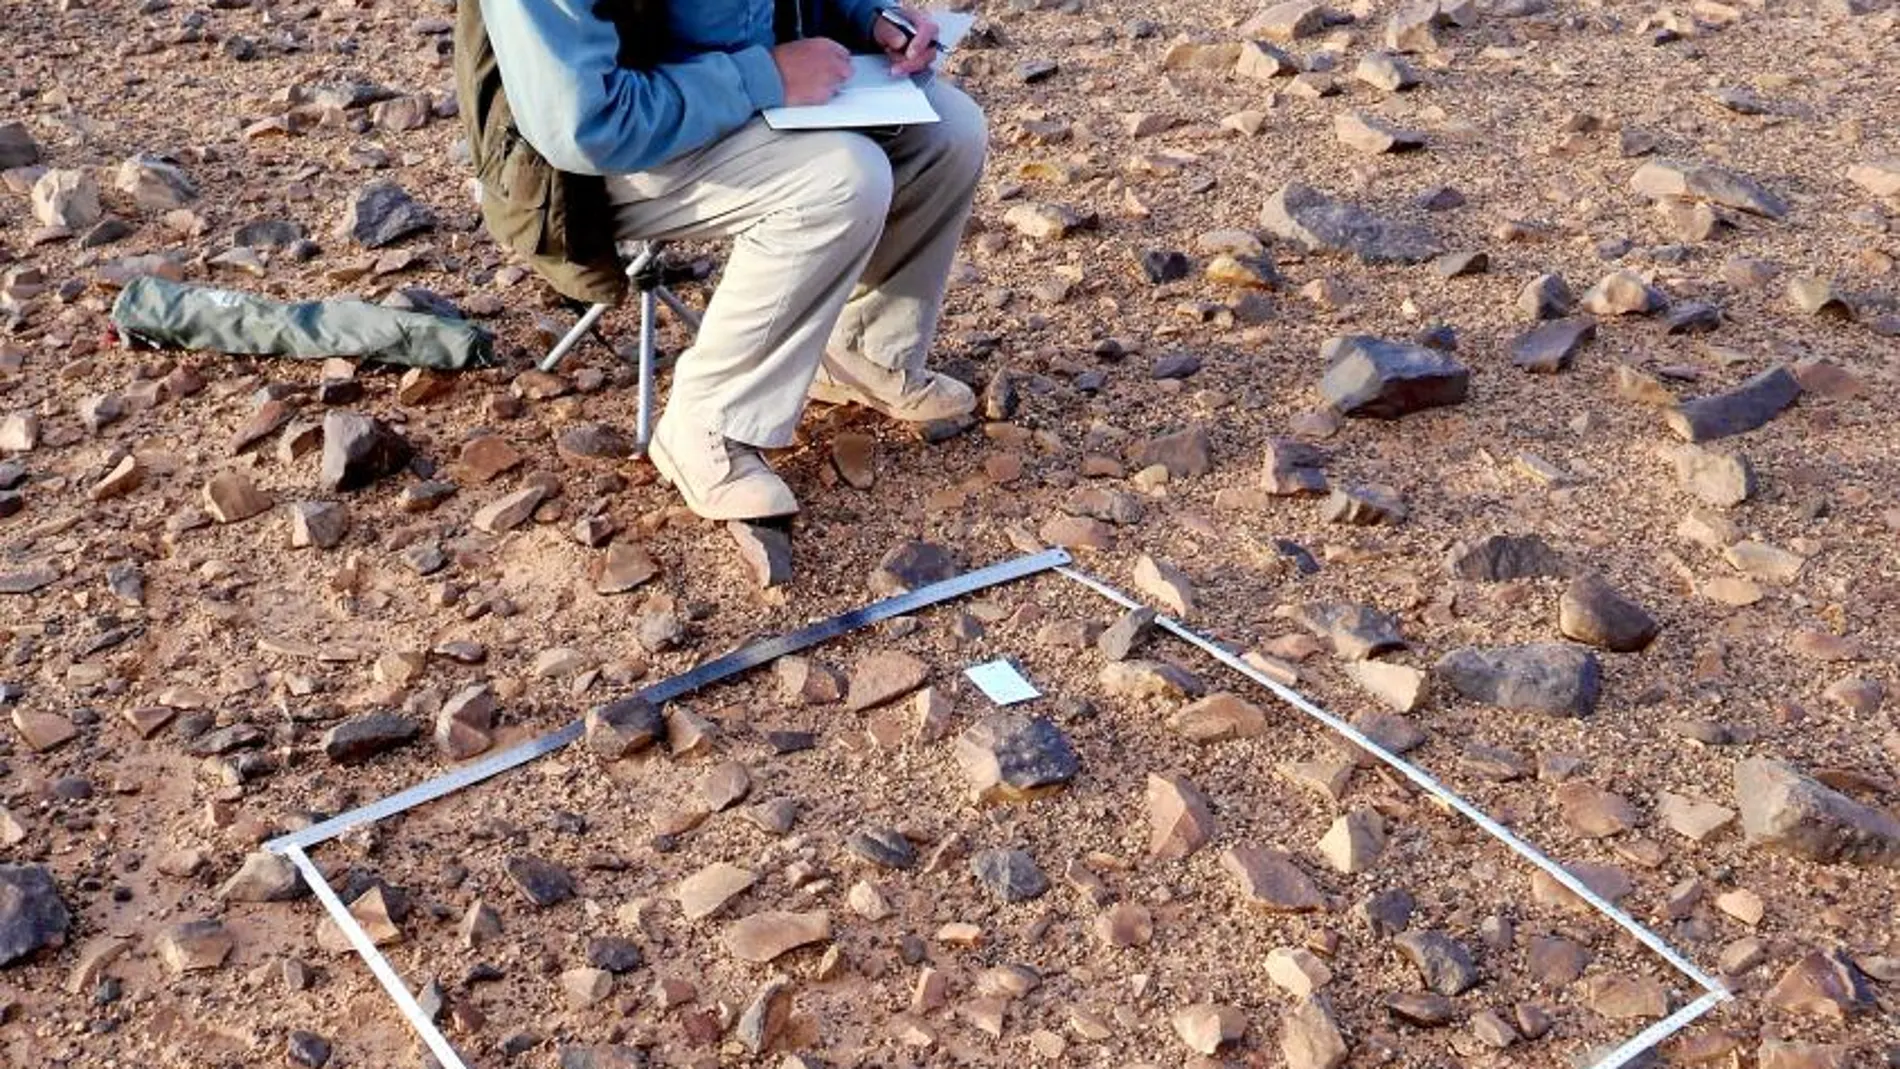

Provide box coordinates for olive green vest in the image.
[452,0,664,306]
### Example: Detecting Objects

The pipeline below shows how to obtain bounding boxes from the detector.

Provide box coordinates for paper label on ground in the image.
[964,659,1040,705]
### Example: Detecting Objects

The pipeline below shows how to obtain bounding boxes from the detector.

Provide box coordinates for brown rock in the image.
[1167,692,1268,742]
[1585,974,1669,1019]
[1765,949,1872,1021]
[846,651,929,711]
[1342,660,1426,711]
[1095,902,1153,948]
[1133,554,1195,617]
[1172,1003,1247,1055]
[157,919,235,975]
[1555,781,1640,837]
[722,911,830,963]
[1146,772,1216,860]
[1317,809,1385,873]
[1734,758,1900,867]
[203,471,272,523]
[594,542,660,595]
[12,709,76,752]
[1222,847,1325,911]
[676,863,758,921]
[1280,997,1348,1069]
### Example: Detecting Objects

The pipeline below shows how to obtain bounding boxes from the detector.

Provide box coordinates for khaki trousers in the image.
[604,81,987,448]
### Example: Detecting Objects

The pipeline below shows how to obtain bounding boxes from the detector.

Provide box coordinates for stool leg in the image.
[635,287,659,455]
[539,302,610,373]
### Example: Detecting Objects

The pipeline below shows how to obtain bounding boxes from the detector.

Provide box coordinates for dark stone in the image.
[0,864,71,966]
[320,411,413,491]
[1446,533,1568,581]
[1138,249,1192,284]
[347,181,436,248]
[954,713,1081,802]
[1559,573,1660,652]
[186,723,266,757]
[0,122,39,170]
[504,856,576,908]
[320,713,419,764]
[585,936,644,974]
[1097,607,1157,661]
[1152,353,1202,380]
[1433,250,1488,278]
[970,848,1050,902]
[845,827,917,871]
[1664,365,1802,442]
[555,423,633,461]
[1509,317,1596,373]
[1735,758,1900,867]
[1436,643,1602,717]
[234,219,306,249]
[1261,182,1442,263]
[80,219,135,249]
[1664,301,1722,334]
[1275,539,1321,575]
[1291,602,1405,659]
[1017,58,1059,82]
[0,461,24,490]
[1319,336,1469,418]
[287,1030,333,1068]
[762,729,817,754]
[1356,888,1414,937]
[1395,929,1481,995]
[384,288,462,319]
[869,540,959,596]
[1129,425,1214,477]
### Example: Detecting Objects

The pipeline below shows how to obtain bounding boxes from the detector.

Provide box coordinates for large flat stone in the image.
[1318,336,1469,418]
[1665,366,1802,442]
[1261,183,1441,263]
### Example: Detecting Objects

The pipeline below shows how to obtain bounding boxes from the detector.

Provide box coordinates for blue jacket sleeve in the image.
[479,0,786,176]
[825,0,886,47]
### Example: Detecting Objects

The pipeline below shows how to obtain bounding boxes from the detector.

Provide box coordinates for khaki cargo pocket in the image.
[480,131,561,259]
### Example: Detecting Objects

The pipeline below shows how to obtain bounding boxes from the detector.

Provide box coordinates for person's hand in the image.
[871,6,940,76]
[772,38,852,105]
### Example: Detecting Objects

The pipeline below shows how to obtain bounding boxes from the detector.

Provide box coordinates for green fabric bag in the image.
[109,276,494,370]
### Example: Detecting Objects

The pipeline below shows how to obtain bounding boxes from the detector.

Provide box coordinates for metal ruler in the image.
[266,547,1071,855]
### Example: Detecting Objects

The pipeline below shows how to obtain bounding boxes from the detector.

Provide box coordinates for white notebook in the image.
[761,11,976,131]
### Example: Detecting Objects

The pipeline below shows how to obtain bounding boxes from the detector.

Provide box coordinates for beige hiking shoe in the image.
[808,358,976,423]
[649,412,799,521]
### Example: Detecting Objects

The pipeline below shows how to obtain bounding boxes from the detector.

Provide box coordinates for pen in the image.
[876,8,952,54]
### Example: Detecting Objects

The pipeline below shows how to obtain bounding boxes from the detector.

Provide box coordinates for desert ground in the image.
[1,0,1897,1067]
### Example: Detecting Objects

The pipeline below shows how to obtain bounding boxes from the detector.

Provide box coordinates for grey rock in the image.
[1323,485,1406,525]
[970,848,1050,902]
[1396,929,1481,995]
[1097,607,1157,661]
[1664,301,1722,334]
[585,936,643,973]
[0,864,70,966]
[1446,533,1569,580]
[216,852,306,902]
[1559,573,1660,652]
[1292,602,1405,659]
[1664,365,1802,442]
[1670,444,1756,507]
[870,540,958,596]
[557,1046,646,1069]
[346,181,436,248]
[1434,250,1488,278]
[845,827,916,870]
[1319,336,1469,418]
[1630,159,1788,220]
[1436,643,1601,717]
[1510,318,1596,373]
[0,122,39,170]
[954,713,1081,803]
[1130,425,1214,477]
[233,219,306,249]
[1262,183,1441,263]
[1518,273,1575,320]
[1261,438,1328,494]
[320,411,413,491]
[1356,888,1414,937]
[728,521,794,589]
[505,855,577,907]
[289,501,350,549]
[287,1031,332,1068]
[322,713,419,763]
[115,154,198,211]
[1735,758,1900,867]
[1139,249,1192,284]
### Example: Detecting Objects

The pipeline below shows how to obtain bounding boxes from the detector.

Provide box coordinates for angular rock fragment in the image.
[1168,692,1269,741]
[1319,336,1469,418]
[505,855,576,907]
[1558,573,1660,652]
[1734,758,1900,867]
[1343,660,1427,712]
[1133,554,1195,617]
[1765,949,1872,1021]
[1323,484,1406,525]
[1669,444,1756,507]
[320,411,412,491]
[1222,847,1326,911]
[216,852,305,903]
[1436,643,1601,716]
[1291,602,1405,660]
[321,713,419,763]
[347,180,436,247]
[156,919,234,974]
[1510,318,1595,372]
[869,540,958,595]
[1335,112,1426,154]
[1630,159,1788,219]
[584,696,663,759]
[969,848,1049,903]
[1317,809,1385,873]
[846,651,929,711]
[954,713,1080,803]
[722,911,830,963]
[1446,533,1568,580]
[1147,772,1216,860]
[1262,184,1442,264]
[1261,439,1328,495]
[1395,930,1480,995]
[0,864,70,966]
[1665,365,1801,442]
[1172,1003,1247,1055]
[1579,270,1667,315]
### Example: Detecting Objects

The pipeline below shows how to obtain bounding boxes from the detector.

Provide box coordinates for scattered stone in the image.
[1266,947,1334,998]
[1280,997,1348,1069]
[1556,781,1639,837]
[1559,573,1659,651]
[31,170,102,230]
[970,849,1049,902]
[1336,112,1425,154]
[1384,991,1456,1026]
[1147,772,1216,860]
[1318,808,1386,873]
[583,696,663,759]
[1395,930,1481,995]
[1436,643,1601,717]
[203,471,272,523]
[1787,275,1853,318]
[1097,607,1156,661]
[435,684,496,760]
[0,864,70,966]
[1734,758,1900,867]
[1670,444,1756,507]
[954,714,1079,803]
[12,710,76,751]
[0,123,39,170]
[1319,335,1469,417]
[1129,425,1214,477]
[699,760,751,812]
[727,521,794,588]
[286,1031,332,1068]
[156,919,234,974]
[1765,950,1871,1022]
[321,713,418,764]
[115,154,198,211]
[1291,602,1405,660]
[722,911,830,963]
[1356,51,1419,91]
[847,651,929,711]
[1584,973,1669,1019]
[846,827,917,870]
[1324,484,1407,525]
[1446,533,1568,580]
[1167,692,1269,741]
[215,852,304,903]
[870,540,958,595]
[561,967,614,1009]
[346,180,436,247]
[1580,270,1667,315]
[1631,159,1788,220]
[1261,439,1329,494]
[1664,365,1802,443]
[288,501,349,549]
[321,411,413,490]
[1261,183,1442,263]
[675,863,757,921]
[1133,555,1194,617]
[1100,659,1206,699]
[1510,317,1596,372]
[1096,902,1153,948]
[505,855,576,908]
[1172,1003,1247,1055]
[473,486,547,534]
[1222,847,1326,912]
[594,542,660,595]
[1726,540,1806,584]
[1003,201,1083,239]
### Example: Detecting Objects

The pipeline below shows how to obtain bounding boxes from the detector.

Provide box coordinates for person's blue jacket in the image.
[480,0,886,176]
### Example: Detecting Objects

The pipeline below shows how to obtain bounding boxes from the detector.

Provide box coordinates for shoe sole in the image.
[807,380,976,424]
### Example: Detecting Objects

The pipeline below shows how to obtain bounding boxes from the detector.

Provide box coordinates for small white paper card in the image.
[964,659,1040,705]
